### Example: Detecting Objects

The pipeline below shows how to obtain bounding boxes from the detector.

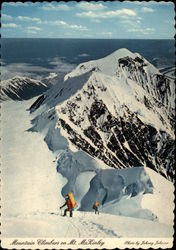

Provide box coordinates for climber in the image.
[60,192,76,217]
[93,200,99,214]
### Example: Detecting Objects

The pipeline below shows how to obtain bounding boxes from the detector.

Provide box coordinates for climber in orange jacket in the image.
[93,200,99,214]
[60,195,73,217]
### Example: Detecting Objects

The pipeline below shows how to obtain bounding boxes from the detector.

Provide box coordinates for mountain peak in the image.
[106,47,135,58]
[30,48,175,181]
[65,48,158,81]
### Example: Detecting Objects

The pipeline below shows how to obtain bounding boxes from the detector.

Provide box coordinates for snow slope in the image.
[1,99,174,239]
[1,99,66,217]
[141,167,174,225]
[2,211,173,238]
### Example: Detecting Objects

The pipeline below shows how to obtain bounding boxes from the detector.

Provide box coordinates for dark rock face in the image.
[54,55,174,181]
[29,94,45,113]
[58,94,174,181]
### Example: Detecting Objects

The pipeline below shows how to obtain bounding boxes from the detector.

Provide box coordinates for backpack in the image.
[93,201,99,209]
[68,192,77,208]
[95,201,99,207]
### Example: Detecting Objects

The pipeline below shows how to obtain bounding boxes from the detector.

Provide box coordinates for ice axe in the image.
[60,206,63,216]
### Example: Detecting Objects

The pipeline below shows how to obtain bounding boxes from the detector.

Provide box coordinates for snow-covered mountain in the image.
[1,55,174,240]
[65,48,174,121]
[0,76,48,101]
[2,98,174,239]
[30,48,175,183]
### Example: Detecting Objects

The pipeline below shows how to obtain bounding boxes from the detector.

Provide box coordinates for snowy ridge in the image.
[65,48,175,119]
[0,76,48,101]
[65,48,158,80]
[27,49,174,228]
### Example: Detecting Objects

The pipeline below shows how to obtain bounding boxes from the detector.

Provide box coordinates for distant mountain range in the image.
[0,76,48,101]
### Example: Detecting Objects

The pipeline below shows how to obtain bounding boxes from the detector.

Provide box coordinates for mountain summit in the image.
[30,48,175,182]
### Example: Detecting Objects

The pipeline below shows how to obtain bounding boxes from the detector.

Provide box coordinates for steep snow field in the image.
[1,99,66,217]
[141,167,174,225]
[1,99,174,238]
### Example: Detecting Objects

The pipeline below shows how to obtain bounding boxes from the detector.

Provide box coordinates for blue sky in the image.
[1,1,175,39]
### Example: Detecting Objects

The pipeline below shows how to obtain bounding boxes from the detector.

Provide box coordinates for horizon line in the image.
[1,37,174,40]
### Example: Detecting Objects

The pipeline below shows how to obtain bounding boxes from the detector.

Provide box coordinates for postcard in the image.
[0,1,175,249]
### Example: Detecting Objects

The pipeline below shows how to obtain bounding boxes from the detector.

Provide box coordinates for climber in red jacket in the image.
[60,195,73,217]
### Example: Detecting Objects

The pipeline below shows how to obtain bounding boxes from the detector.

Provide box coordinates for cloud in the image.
[25,30,38,35]
[2,23,20,28]
[76,11,97,18]
[48,57,75,72]
[121,12,155,36]
[24,26,42,35]
[121,19,141,25]
[128,27,155,35]
[40,2,107,11]
[78,53,89,57]
[27,26,42,31]
[71,24,88,31]
[77,2,106,11]
[55,20,67,26]
[120,18,142,29]
[90,19,101,23]
[1,14,13,21]
[109,8,137,17]
[40,3,72,11]
[100,31,112,37]
[141,7,155,13]
[17,16,48,25]
[2,2,30,7]
[0,62,50,80]
[17,16,41,23]
[145,28,155,32]
[76,8,136,19]
[54,20,88,31]
[130,1,173,6]
[1,59,75,81]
